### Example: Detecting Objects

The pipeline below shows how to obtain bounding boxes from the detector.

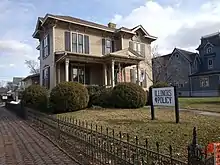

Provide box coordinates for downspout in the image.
[53,21,57,88]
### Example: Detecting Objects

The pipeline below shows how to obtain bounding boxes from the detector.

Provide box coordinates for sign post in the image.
[149,87,155,120]
[151,86,179,123]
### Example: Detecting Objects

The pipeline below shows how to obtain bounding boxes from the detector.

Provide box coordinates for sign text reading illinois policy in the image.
[152,87,175,106]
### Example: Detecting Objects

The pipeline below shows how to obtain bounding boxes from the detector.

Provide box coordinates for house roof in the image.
[33,14,157,41]
[196,31,220,50]
[152,48,197,62]
[175,48,197,62]
[108,48,144,60]
[22,73,40,82]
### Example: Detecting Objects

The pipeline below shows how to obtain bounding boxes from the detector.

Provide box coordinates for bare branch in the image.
[24,60,40,74]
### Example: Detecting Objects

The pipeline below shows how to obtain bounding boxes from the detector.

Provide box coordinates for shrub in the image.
[87,85,113,108]
[22,85,48,111]
[98,87,113,108]
[50,82,89,113]
[86,85,105,107]
[111,82,147,109]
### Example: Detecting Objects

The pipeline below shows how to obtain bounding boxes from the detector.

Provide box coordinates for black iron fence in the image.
[5,104,214,165]
[26,108,187,165]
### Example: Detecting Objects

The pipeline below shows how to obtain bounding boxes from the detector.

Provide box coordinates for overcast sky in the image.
[0,0,220,81]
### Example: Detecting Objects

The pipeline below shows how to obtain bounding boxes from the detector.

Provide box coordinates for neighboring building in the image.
[32,14,157,91]
[152,48,198,96]
[13,77,25,90]
[189,32,220,96]
[22,73,40,88]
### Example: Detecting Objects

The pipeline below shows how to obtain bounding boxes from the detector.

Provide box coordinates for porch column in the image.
[103,63,107,86]
[57,63,60,84]
[123,68,126,82]
[118,63,121,83]
[111,60,115,87]
[136,62,140,85]
[65,58,69,82]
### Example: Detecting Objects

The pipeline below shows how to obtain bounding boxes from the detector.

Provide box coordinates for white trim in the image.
[131,25,157,40]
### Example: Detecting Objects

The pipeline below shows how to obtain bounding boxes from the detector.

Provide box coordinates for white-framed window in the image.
[208,58,213,69]
[105,39,112,54]
[65,31,89,54]
[133,42,141,54]
[206,47,212,54]
[200,77,209,87]
[43,35,49,58]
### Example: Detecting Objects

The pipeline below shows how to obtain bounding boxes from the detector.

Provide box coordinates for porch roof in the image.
[55,49,144,64]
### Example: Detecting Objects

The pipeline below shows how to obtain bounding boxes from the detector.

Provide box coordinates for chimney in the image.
[108,22,116,29]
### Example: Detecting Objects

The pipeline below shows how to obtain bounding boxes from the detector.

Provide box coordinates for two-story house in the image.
[189,32,220,96]
[32,14,157,91]
[152,48,198,96]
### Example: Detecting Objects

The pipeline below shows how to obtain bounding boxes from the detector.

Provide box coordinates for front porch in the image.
[55,51,144,87]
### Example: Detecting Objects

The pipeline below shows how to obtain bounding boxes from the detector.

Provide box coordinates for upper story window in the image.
[208,58,213,69]
[206,47,212,54]
[42,34,50,59]
[102,38,115,55]
[43,67,50,89]
[200,77,209,87]
[65,31,90,54]
[129,41,145,57]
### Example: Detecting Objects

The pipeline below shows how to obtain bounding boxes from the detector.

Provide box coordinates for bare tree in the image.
[144,45,172,84]
[24,60,40,74]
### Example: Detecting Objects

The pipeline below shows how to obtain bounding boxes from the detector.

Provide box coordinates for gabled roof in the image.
[33,14,157,41]
[175,48,197,62]
[108,48,144,60]
[22,73,40,82]
[131,25,157,40]
[153,48,197,63]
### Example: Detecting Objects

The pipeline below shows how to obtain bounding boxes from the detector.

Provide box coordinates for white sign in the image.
[152,87,175,106]
[2,96,7,100]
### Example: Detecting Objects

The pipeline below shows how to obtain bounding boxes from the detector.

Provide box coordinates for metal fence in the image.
[26,108,188,165]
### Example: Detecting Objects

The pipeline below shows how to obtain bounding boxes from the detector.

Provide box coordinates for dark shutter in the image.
[42,69,45,86]
[140,43,145,57]
[129,41,134,50]
[102,38,106,55]
[47,67,50,89]
[64,31,71,51]
[41,40,44,59]
[111,40,115,52]
[47,35,50,55]
[84,35,90,54]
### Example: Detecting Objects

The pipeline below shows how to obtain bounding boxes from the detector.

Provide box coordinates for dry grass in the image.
[59,108,220,160]
[179,97,220,112]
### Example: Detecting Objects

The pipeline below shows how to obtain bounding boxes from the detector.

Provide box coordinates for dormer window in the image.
[206,47,212,54]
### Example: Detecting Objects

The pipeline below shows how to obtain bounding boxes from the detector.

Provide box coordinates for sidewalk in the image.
[0,107,79,165]
[145,106,220,117]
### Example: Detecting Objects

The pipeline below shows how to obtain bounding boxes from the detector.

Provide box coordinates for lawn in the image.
[178,97,220,112]
[59,108,220,160]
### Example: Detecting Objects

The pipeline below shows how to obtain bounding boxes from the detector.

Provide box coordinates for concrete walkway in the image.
[145,106,220,117]
[0,107,79,165]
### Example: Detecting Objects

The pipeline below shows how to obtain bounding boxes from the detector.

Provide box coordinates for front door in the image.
[71,65,90,85]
